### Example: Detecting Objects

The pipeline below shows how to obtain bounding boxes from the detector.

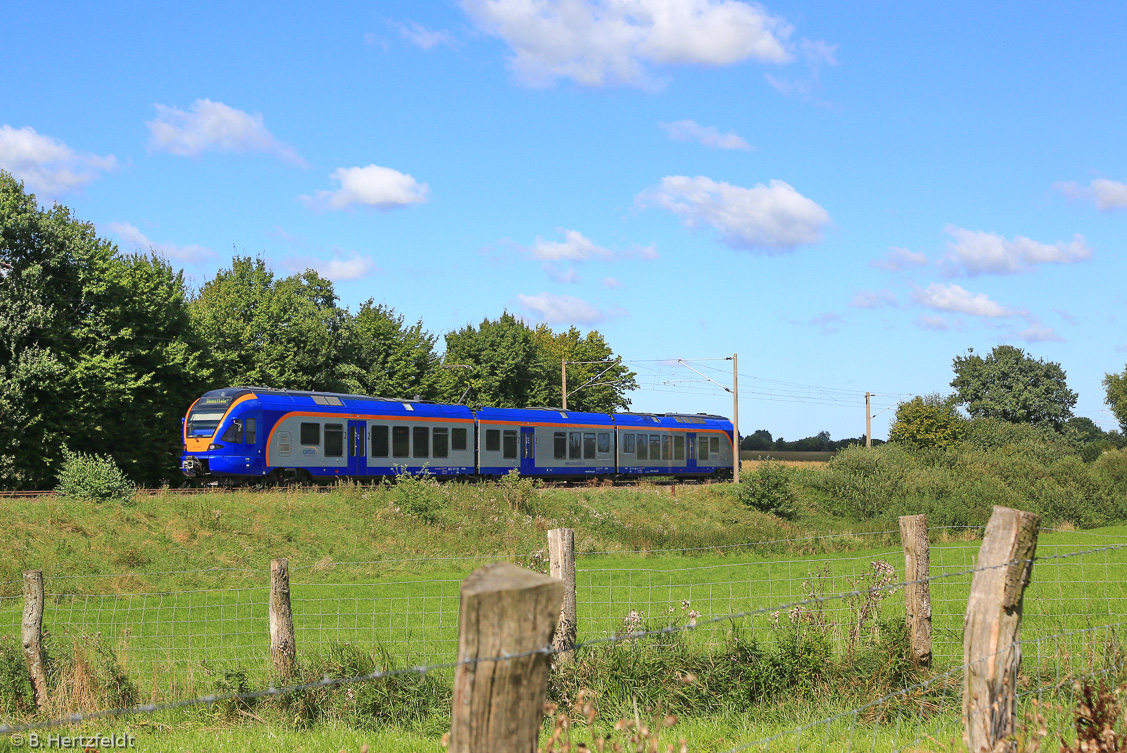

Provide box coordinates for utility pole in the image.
[732,353,740,484]
[561,359,567,411]
[865,391,872,448]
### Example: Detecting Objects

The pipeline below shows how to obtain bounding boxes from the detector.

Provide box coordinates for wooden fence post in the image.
[449,562,563,753]
[269,558,297,678]
[899,514,932,668]
[21,570,48,710]
[548,528,577,664]
[962,506,1040,753]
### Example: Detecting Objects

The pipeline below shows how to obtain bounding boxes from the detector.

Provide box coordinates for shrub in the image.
[54,447,135,504]
[391,466,444,524]
[889,393,967,449]
[737,460,798,519]
[813,444,913,521]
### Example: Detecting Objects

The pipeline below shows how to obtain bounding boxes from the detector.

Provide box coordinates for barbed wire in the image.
[6,539,1124,735]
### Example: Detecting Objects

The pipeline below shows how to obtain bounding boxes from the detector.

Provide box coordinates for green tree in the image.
[950,345,1077,431]
[742,429,774,451]
[189,257,345,391]
[530,325,636,412]
[1105,366,1127,433]
[338,301,441,399]
[0,171,207,488]
[439,314,636,412]
[439,312,545,407]
[889,393,967,449]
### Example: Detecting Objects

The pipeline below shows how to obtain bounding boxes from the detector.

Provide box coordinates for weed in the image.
[0,636,35,714]
[498,469,540,515]
[1061,680,1126,752]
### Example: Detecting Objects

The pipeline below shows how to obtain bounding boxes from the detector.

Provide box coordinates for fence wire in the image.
[2,528,1126,752]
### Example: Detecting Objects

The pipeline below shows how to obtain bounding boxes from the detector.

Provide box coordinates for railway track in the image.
[0,477,724,499]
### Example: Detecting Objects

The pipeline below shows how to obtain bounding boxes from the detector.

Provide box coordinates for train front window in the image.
[185,388,249,438]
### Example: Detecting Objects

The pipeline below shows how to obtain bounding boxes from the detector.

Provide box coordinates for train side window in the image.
[623,434,635,454]
[674,435,685,460]
[661,435,671,461]
[324,424,344,457]
[569,432,581,459]
[372,426,389,457]
[650,435,661,460]
[246,418,256,444]
[636,434,648,460]
[392,426,410,458]
[221,419,243,444]
[414,426,429,457]
[597,432,611,454]
[278,431,291,456]
[502,430,518,459]
[554,432,567,460]
[433,428,449,458]
[300,422,320,446]
[486,429,500,452]
[699,436,709,460]
[710,436,720,454]
[583,433,596,459]
[452,427,468,451]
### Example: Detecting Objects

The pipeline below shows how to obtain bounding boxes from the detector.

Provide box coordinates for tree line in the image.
[0,172,636,489]
[890,345,1126,459]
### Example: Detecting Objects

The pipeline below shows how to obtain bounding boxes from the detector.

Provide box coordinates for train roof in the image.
[200,387,731,426]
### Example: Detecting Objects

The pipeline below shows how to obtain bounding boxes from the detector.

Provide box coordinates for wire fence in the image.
[2,523,1126,751]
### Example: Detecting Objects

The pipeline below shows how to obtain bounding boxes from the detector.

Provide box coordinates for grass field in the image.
[3,482,1127,751]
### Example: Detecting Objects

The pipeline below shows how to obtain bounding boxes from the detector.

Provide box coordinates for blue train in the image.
[180,387,735,485]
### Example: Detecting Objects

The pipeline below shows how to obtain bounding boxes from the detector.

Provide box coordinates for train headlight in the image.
[208,443,225,451]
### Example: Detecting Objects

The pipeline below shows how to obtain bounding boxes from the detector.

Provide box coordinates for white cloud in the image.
[462,0,793,88]
[870,247,927,271]
[105,221,213,263]
[602,276,621,288]
[0,125,117,196]
[1013,320,1063,343]
[284,251,380,281]
[914,315,953,332]
[147,99,305,166]
[1055,178,1127,211]
[299,165,429,211]
[912,282,1016,318]
[636,175,830,252]
[764,37,838,103]
[397,21,457,49]
[940,225,1092,277]
[623,243,659,260]
[527,228,612,261]
[518,292,608,324]
[849,289,897,309]
[807,312,841,334]
[545,265,580,283]
[660,120,751,150]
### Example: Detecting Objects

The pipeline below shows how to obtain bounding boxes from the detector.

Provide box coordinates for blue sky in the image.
[3,1,1125,441]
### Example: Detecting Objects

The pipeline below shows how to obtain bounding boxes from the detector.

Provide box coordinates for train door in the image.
[686,432,697,473]
[520,426,536,475]
[348,420,367,476]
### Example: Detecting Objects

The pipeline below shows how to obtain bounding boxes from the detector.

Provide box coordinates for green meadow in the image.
[2,454,1127,751]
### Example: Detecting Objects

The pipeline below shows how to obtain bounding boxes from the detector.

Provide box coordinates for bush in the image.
[889,393,967,449]
[737,460,798,518]
[54,447,135,504]
[813,444,913,521]
[391,466,444,524]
